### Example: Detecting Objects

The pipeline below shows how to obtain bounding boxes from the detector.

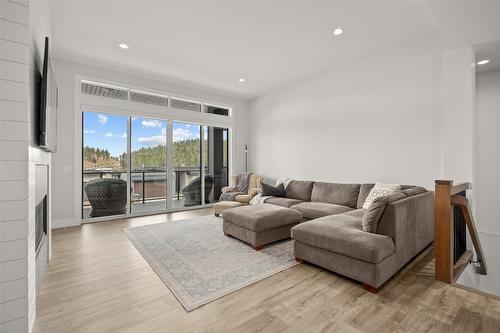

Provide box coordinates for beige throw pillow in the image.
[362,183,401,209]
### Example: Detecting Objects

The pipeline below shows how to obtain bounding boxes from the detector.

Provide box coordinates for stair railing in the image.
[434,180,487,283]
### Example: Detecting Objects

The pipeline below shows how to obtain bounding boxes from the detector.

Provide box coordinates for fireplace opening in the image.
[35,165,48,254]
[35,195,47,252]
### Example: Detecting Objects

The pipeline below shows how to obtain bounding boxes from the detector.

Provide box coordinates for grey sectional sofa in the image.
[223,180,434,291]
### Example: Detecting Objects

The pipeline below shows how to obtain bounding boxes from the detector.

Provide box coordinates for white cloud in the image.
[137,135,165,146]
[98,114,108,124]
[142,120,162,128]
[104,132,113,137]
[173,128,197,142]
[84,129,95,134]
[136,127,198,146]
[120,132,127,138]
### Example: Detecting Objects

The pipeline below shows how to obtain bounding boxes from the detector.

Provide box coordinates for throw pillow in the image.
[362,182,401,209]
[362,192,406,233]
[260,182,286,197]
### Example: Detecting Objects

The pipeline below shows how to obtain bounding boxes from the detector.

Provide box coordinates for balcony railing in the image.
[82,167,227,208]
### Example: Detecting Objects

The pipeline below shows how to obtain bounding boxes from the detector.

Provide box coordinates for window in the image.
[82,114,229,220]
[130,91,169,106]
[81,82,127,100]
[206,105,229,116]
[80,80,232,220]
[81,82,231,116]
[171,99,202,112]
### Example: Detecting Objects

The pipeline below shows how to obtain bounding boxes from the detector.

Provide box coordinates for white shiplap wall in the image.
[0,1,34,332]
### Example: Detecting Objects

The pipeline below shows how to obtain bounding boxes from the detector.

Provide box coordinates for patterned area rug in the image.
[123,216,298,311]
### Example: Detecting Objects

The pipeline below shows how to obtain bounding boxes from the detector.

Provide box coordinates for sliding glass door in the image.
[82,112,229,220]
[205,126,229,203]
[82,112,129,219]
[130,117,168,214]
[172,121,202,208]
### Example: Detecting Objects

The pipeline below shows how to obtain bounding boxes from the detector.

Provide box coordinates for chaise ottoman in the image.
[222,203,303,250]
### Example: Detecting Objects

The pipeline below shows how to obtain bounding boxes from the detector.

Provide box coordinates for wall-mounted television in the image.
[38,37,58,152]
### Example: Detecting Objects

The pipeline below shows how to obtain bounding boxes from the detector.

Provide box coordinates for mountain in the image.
[84,138,227,171]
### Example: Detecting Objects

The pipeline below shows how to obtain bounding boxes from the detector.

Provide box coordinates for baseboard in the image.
[452,282,500,301]
[52,218,80,229]
[479,230,500,237]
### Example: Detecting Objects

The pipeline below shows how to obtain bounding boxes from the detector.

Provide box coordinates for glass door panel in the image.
[205,126,229,203]
[130,117,168,214]
[82,112,129,219]
[172,121,202,208]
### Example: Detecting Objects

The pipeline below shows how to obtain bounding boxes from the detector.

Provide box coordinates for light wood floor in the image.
[34,209,500,333]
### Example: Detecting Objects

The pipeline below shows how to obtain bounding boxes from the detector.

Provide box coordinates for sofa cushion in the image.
[285,180,315,201]
[343,209,366,219]
[265,196,304,208]
[357,184,375,209]
[290,202,352,219]
[223,203,302,232]
[311,182,360,208]
[233,194,253,203]
[362,192,406,233]
[291,215,395,263]
[402,186,427,197]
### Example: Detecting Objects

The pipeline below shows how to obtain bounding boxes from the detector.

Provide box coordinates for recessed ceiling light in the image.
[238,78,245,83]
[477,59,490,65]
[119,43,129,49]
[333,28,344,36]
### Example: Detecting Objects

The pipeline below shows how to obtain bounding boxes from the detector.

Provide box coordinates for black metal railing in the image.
[453,190,467,265]
[82,167,227,206]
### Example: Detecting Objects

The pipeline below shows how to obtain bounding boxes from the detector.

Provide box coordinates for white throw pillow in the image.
[362,183,401,209]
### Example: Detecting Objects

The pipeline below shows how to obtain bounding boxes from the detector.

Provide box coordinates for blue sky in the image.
[83,112,201,157]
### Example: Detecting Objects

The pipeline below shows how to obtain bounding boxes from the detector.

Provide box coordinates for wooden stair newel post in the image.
[435,180,453,283]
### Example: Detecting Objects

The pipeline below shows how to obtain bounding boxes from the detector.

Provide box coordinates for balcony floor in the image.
[82,198,199,219]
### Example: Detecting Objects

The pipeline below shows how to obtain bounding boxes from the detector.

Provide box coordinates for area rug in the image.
[123,216,298,311]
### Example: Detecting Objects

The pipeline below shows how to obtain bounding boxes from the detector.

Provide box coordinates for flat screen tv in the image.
[38,37,58,152]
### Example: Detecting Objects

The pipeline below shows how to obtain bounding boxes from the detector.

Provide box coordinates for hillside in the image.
[84,139,226,171]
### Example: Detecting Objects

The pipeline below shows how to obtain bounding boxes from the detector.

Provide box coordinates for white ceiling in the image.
[44,1,500,99]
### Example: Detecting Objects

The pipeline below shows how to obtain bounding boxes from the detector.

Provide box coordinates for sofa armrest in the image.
[377,191,434,269]
[222,186,235,193]
[248,188,260,197]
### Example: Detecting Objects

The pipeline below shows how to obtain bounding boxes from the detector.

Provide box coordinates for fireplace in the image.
[35,165,48,255]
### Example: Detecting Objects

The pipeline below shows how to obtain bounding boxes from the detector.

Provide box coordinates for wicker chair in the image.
[182,175,214,206]
[84,178,127,217]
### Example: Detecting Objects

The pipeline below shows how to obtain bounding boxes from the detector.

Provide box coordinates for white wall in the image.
[51,59,249,228]
[0,1,31,332]
[249,33,443,187]
[440,47,475,182]
[458,66,500,296]
[474,69,500,236]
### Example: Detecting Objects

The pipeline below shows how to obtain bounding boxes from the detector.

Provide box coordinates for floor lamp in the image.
[245,144,248,172]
